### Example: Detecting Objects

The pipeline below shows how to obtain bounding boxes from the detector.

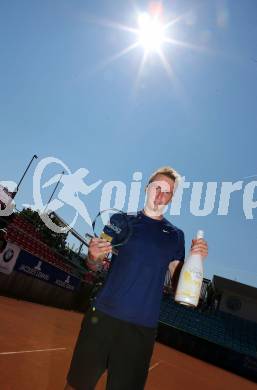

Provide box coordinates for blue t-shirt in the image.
[94,211,185,328]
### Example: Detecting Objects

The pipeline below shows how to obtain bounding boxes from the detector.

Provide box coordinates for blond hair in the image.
[147,166,181,193]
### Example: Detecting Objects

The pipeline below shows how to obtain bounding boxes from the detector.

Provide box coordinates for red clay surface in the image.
[0,296,256,390]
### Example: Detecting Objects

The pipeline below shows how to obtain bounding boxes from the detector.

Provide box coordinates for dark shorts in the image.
[67,306,157,390]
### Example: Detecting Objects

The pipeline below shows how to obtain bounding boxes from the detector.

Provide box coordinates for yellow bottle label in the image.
[178,270,202,299]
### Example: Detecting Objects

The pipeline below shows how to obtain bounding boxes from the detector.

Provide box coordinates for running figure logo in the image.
[65,275,71,284]
[34,261,42,271]
[27,157,102,233]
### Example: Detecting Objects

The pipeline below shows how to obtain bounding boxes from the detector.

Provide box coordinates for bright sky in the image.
[0,1,257,287]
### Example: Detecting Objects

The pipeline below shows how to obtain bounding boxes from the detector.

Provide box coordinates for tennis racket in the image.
[85,208,133,256]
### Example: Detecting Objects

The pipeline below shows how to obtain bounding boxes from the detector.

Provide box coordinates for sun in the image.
[137,13,165,53]
[93,6,207,83]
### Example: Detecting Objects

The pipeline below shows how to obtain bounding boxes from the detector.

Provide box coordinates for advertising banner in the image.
[14,250,80,291]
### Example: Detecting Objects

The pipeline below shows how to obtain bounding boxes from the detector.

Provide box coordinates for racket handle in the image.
[85,233,93,246]
[112,248,118,256]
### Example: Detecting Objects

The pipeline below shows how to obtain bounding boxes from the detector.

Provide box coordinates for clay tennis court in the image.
[0,296,255,390]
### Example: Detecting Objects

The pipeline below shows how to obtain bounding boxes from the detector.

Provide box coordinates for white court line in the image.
[0,347,67,355]
[148,361,161,371]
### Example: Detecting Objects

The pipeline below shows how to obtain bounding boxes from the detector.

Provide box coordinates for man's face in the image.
[145,174,175,215]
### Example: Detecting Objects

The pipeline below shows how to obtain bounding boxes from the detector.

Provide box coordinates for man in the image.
[65,166,208,390]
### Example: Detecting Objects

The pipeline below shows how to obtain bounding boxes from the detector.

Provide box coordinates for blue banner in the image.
[14,250,80,291]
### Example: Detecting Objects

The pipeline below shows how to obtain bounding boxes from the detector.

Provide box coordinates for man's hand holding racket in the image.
[88,238,113,262]
[86,238,112,272]
[86,208,133,271]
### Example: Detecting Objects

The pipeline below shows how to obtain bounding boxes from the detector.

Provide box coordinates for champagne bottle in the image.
[174,230,204,307]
